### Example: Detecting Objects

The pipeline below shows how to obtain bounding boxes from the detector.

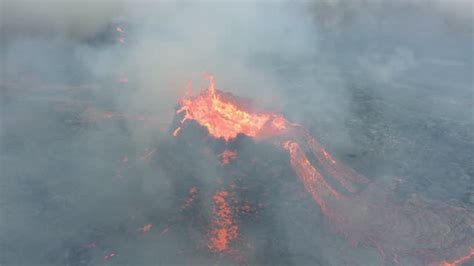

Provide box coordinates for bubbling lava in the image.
[172,75,473,266]
[173,74,288,141]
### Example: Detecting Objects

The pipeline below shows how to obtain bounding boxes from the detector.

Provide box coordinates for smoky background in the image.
[1,0,473,265]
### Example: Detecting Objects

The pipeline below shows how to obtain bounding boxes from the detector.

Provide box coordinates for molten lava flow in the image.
[282,141,344,203]
[181,187,199,210]
[306,135,369,193]
[172,75,367,221]
[173,74,287,141]
[172,75,363,194]
[282,141,345,222]
[172,75,473,264]
[208,191,238,252]
[436,248,474,266]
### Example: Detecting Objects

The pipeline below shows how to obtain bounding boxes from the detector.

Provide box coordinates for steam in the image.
[1,0,473,265]
[1,1,126,40]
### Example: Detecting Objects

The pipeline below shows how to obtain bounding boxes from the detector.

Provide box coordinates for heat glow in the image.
[172,75,473,265]
[173,74,287,141]
[208,191,238,252]
[219,150,238,165]
[173,74,367,218]
[437,248,474,266]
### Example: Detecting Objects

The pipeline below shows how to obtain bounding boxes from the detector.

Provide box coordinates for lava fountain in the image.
[172,74,473,265]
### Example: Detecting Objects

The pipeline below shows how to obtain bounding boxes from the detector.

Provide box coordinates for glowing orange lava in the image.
[173,74,287,141]
[208,191,238,252]
[181,187,199,210]
[283,141,344,221]
[219,150,238,165]
[436,248,474,266]
[173,75,364,217]
[139,223,153,234]
[172,75,473,265]
[306,135,369,193]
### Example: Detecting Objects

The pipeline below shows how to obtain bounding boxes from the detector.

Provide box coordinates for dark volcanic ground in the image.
[1,68,472,265]
[1,2,473,266]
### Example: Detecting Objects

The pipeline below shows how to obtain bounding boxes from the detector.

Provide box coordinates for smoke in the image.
[1,0,473,265]
[0,0,126,40]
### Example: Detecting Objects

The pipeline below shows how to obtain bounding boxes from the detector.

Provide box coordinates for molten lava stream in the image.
[173,74,276,141]
[435,247,474,266]
[172,74,474,265]
[305,134,369,193]
[282,140,345,222]
[208,191,238,253]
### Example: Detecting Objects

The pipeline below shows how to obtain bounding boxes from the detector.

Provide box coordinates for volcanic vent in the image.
[162,75,474,266]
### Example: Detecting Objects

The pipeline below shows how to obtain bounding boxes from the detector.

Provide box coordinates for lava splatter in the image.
[208,191,238,253]
[171,75,473,265]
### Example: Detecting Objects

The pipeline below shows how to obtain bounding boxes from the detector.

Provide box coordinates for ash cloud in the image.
[1,1,473,265]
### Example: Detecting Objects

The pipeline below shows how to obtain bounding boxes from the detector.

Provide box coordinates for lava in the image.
[139,223,153,234]
[219,150,238,165]
[171,75,473,265]
[282,140,344,221]
[173,74,287,141]
[181,187,199,210]
[208,190,238,252]
[306,135,369,193]
[436,248,474,266]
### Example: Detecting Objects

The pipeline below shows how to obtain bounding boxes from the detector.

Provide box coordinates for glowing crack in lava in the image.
[208,191,239,252]
[172,75,473,265]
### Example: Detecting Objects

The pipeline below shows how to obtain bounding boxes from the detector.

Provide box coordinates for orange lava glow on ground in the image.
[173,75,364,220]
[208,191,238,252]
[219,150,238,165]
[436,248,474,266]
[283,140,343,219]
[181,187,199,210]
[172,75,473,265]
[173,74,287,141]
[139,223,153,234]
